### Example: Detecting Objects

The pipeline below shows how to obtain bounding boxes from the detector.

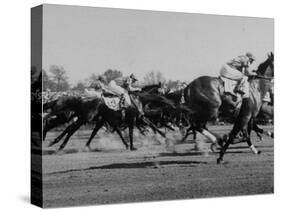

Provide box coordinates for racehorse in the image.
[43,92,170,151]
[182,53,274,155]
[83,93,169,151]
[43,96,104,151]
[217,53,274,163]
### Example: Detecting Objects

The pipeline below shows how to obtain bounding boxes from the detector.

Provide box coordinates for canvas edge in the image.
[31,4,43,208]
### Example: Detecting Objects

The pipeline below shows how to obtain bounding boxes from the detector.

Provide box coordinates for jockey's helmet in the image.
[246,52,255,61]
[130,73,138,81]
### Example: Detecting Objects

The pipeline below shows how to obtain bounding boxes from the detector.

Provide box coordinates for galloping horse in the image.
[43,91,170,151]
[84,92,170,151]
[183,53,274,154]
[43,96,104,151]
[217,53,274,163]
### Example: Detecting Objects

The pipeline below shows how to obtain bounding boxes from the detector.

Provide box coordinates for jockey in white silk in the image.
[219,52,256,98]
[108,74,141,106]
[84,76,108,99]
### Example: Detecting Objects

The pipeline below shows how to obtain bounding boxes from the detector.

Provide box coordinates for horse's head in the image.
[141,83,163,94]
[253,52,274,99]
[256,52,274,78]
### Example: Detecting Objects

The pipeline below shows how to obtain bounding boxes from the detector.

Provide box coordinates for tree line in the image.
[41,65,189,92]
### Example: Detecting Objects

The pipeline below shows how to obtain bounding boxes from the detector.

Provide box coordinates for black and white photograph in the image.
[31,4,274,208]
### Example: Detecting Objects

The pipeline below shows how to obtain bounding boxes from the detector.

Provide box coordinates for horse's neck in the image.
[249,79,268,102]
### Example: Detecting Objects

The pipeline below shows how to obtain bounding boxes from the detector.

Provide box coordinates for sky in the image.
[42,4,274,85]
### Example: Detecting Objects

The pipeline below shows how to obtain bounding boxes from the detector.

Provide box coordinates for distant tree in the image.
[72,81,86,92]
[84,73,98,86]
[42,70,56,91]
[166,80,180,89]
[143,71,165,85]
[89,73,98,83]
[49,65,69,91]
[103,69,123,83]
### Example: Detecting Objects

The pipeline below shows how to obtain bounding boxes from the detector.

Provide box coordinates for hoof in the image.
[257,150,261,154]
[217,158,222,164]
[217,158,227,164]
[130,147,137,151]
[83,146,92,152]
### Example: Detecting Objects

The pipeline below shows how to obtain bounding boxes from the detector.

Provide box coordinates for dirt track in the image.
[41,125,274,208]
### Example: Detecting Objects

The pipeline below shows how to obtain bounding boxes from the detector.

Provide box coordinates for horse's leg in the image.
[115,128,129,149]
[181,126,193,142]
[128,125,136,151]
[217,124,241,164]
[127,114,137,151]
[58,119,84,151]
[253,120,274,139]
[246,119,261,154]
[43,123,49,141]
[142,116,166,138]
[193,129,197,140]
[44,112,77,141]
[48,122,76,147]
[43,118,63,141]
[136,125,147,135]
[85,119,105,150]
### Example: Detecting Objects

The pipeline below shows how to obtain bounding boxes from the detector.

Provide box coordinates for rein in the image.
[250,75,273,81]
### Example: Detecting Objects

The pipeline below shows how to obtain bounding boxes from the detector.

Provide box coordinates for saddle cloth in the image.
[220,77,238,97]
[103,96,121,111]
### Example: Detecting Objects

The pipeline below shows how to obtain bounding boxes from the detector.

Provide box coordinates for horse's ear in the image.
[271,52,274,58]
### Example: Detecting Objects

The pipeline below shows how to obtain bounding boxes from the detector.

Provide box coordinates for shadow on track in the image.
[47,160,208,175]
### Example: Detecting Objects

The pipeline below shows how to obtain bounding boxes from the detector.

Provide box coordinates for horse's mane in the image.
[256,60,270,76]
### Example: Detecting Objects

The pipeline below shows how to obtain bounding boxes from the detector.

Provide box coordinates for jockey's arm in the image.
[128,84,141,92]
[244,66,257,76]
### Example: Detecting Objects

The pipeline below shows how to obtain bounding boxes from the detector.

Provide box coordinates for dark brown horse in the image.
[43,97,103,151]
[84,93,168,151]
[217,53,274,163]
[43,92,169,151]
[183,53,273,156]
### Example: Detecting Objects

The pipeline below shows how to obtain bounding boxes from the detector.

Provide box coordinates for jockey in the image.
[220,52,256,97]
[84,75,108,98]
[108,73,141,107]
